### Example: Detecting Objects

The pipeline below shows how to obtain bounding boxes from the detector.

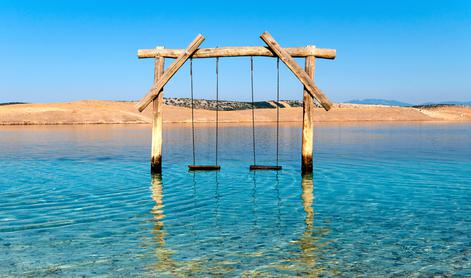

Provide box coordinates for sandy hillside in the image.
[0,100,471,125]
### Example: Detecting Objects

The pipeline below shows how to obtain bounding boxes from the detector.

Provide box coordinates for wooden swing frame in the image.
[137,32,336,174]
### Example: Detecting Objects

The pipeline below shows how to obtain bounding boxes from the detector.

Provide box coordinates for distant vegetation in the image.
[419,101,471,106]
[3,99,469,110]
[411,104,469,109]
[164,98,304,111]
[0,102,27,106]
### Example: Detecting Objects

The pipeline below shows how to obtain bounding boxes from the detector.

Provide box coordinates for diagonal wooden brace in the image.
[137,34,205,112]
[260,32,332,111]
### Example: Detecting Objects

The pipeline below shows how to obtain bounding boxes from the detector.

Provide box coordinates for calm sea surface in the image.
[0,123,470,277]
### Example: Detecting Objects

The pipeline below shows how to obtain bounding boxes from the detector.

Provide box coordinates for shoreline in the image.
[1,100,471,125]
[3,120,471,126]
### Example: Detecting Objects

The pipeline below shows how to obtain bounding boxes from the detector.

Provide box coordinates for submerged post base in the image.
[151,156,162,174]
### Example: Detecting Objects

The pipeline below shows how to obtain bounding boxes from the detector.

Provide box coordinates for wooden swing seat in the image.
[249,165,282,171]
[188,165,221,171]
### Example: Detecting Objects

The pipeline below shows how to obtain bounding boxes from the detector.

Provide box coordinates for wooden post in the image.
[151,51,165,173]
[302,53,315,174]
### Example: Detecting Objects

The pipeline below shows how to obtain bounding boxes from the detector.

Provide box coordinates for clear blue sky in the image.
[1,0,470,104]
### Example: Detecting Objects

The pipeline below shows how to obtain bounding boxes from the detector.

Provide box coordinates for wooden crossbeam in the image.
[138,46,336,59]
[137,34,205,112]
[260,32,332,111]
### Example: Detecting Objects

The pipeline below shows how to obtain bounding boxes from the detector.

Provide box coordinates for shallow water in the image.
[0,123,470,277]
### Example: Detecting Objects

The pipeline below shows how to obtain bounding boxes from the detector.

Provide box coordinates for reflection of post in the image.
[301,173,314,230]
[149,174,235,275]
[151,173,166,241]
[298,174,336,276]
[297,173,320,274]
[149,173,177,272]
[264,174,334,276]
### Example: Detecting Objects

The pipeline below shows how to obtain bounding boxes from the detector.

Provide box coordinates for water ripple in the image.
[0,124,470,276]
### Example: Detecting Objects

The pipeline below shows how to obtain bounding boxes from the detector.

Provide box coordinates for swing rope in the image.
[215,57,219,166]
[188,57,221,171]
[249,57,282,171]
[250,56,256,166]
[276,57,280,167]
[190,58,196,165]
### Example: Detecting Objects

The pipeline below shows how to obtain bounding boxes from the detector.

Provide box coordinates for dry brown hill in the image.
[1,100,470,125]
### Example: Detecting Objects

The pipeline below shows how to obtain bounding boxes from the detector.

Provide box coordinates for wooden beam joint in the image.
[260,31,332,111]
[137,34,205,112]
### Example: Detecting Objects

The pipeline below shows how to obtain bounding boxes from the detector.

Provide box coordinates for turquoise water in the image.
[0,123,470,277]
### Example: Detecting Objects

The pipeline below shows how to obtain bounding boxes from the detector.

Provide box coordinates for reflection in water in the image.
[149,173,177,274]
[250,174,334,277]
[289,174,334,276]
[1,124,468,276]
[252,173,259,243]
[148,173,235,276]
[148,173,332,276]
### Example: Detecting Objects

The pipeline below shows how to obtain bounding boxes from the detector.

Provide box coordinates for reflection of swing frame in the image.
[137,32,336,174]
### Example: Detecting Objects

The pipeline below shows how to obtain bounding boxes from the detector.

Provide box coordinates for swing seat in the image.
[250,165,282,171]
[188,165,221,171]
